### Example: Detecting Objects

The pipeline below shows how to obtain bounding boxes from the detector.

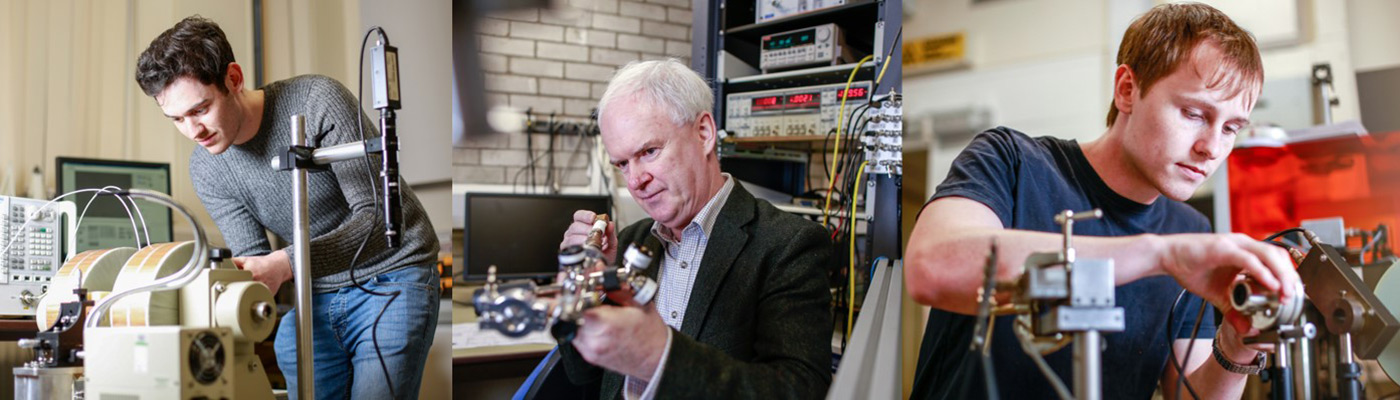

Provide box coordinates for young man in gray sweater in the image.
[135,16,440,399]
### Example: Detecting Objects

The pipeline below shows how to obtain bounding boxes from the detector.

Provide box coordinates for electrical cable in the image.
[1015,318,1074,400]
[355,26,400,399]
[2,188,142,260]
[821,55,874,229]
[73,186,144,249]
[873,27,902,89]
[1164,289,1204,400]
[830,117,873,240]
[1361,226,1386,263]
[526,110,537,193]
[1262,240,1295,251]
[127,192,152,248]
[1264,227,1308,243]
[830,151,866,241]
[513,150,555,193]
[845,160,869,342]
[561,123,592,190]
[547,113,558,193]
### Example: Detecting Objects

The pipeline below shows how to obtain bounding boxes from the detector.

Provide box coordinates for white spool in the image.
[107,241,194,327]
[36,247,136,330]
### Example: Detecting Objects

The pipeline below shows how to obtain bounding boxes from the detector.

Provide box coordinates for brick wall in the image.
[455,0,693,188]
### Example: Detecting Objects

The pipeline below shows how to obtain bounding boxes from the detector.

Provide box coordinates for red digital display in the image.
[752,96,783,111]
[785,92,821,109]
[838,87,868,100]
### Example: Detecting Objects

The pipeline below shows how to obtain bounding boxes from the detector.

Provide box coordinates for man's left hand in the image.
[572,304,669,379]
[232,250,294,295]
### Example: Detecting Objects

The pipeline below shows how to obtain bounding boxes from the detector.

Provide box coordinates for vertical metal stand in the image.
[1009,209,1121,400]
[289,115,315,400]
[1296,312,1315,400]
[1074,331,1101,400]
[1337,333,1362,400]
[1271,341,1295,400]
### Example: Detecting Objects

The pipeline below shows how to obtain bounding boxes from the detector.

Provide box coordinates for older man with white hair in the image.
[555,59,835,399]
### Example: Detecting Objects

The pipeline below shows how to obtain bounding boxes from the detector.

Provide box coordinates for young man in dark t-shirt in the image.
[906,4,1302,399]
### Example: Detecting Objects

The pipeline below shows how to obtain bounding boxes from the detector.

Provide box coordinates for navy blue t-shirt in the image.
[909,127,1217,400]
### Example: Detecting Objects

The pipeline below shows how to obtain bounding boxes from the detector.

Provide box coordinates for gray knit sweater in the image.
[190,75,438,292]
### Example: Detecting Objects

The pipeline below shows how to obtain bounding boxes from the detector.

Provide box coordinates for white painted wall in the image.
[904,0,1387,197]
[0,0,258,245]
[1346,0,1400,73]
[0,0,458,250]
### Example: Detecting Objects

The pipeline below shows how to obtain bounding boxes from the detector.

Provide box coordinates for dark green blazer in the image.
[558,183,835,399]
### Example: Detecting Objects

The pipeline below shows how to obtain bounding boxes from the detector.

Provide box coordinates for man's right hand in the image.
[1153,233,1302,327]
[232,250,294,295]
[560,210,618,264]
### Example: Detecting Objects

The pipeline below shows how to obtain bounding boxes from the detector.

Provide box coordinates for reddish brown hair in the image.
[1108,2,1263,127]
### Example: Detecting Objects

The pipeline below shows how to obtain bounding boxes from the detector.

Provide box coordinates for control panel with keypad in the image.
[725,80,872,139]
[760,23,844,72]
[0,196,76,316]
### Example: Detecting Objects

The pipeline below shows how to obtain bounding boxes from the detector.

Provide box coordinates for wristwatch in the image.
[1213,339,1266,375]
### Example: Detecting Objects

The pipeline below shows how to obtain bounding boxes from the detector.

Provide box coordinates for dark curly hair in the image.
[135,15,237,97]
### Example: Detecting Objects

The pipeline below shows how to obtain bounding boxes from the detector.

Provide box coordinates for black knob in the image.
[209,248,233,262]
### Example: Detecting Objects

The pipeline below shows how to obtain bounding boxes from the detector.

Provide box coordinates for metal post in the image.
[290,115,315,400]
[1295,315,1314,399]
[1074,330,1101,400]
[1274,340,1295,400]
[1338,333,1362,400]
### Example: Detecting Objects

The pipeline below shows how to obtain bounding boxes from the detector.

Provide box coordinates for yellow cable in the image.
[875,52,894,86]
[846,160,869,342]
[822,55,874,229]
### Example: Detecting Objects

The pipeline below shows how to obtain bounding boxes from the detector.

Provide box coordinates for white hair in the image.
[596,59,713,127]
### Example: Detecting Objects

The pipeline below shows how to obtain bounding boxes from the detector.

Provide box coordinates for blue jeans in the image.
[276,265,441,400]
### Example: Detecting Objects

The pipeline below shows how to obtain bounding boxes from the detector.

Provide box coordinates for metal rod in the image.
[1296,315,1314,399]
[1074,330,1101,400]
[1274,341,1295,400]
[290,115,315,400]
[1320,83,1334,125]
[1339,332,1354,365]
[1337,333,1362,400]
[312,141,370,165]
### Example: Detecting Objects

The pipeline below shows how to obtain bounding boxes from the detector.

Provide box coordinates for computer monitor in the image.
[55,157,173,252]
[463,193,611,281]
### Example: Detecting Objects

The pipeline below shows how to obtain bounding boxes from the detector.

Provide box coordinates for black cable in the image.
[806,152,814,196]
[1177,300,1207,400]
[822,127,837,185]
[869,27,903,97]
[831,150,867,239]
[822,103,871,206]
[1165,289,1204,400]
[1262,240,1296,251]
[1264,227,1308,242]
[526,111,536,193]
[513,150,556,192]
[547,113,557,192]
[561,124,591,189]
[830,117,871,239]
[355,26,400,399]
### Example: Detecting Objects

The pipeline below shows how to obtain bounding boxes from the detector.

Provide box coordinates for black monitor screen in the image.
[56,157,173,252]
[464,193,611,280]
[74,171,134,218]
